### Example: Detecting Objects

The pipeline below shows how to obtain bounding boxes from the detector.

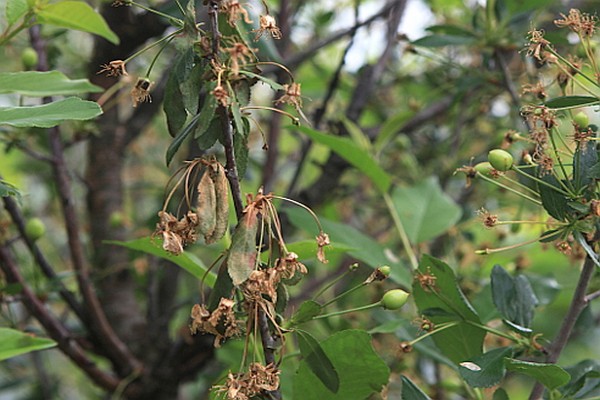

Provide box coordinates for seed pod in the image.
[205,160,229,244]
[196,169,217,239]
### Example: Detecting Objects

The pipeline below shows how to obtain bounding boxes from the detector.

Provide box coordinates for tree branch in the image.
[528,253,596,399]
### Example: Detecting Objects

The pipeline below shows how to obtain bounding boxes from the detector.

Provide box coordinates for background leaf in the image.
[392,177,462,243]
[560,359,600,397]
[6,0,29,24]
[36,1,119,44]
[289,301,323,326]
[295,125,391,193]
[412,255,485,364]
[544,96,600,109]
[0,71,102,96]
[0,97,102,128]
[293,330,389,399]
[505,359,571,390]
[0,328,56,361]
[106,237,216,286]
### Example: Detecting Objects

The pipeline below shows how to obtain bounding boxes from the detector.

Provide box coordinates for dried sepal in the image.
[131,78,153,107]
[153,210,199,255]
[190,298,241,347]
[197,169,217,240]
[316,231,330,263]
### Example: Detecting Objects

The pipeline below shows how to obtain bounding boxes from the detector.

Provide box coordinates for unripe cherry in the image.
[573,111,589,128]
[381,289,410,310]
[488,149,513,172]
[474,162,495,177]
[25,218,46,241]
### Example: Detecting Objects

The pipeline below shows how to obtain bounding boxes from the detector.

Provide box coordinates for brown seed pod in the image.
[205,160,229,244]
[196,169,217,240]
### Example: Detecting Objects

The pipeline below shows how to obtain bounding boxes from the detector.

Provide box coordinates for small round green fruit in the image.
[381,289,410,310]
[488,149,513,172]
[109,211,126,228]
[378,265,391,277]
[573,111,589,128]
[25,218,46,242]
[21,47,38,70]
[474,162,495,177]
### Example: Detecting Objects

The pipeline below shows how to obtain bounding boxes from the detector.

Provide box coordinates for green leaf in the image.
[493,388,509,400]
[572,141,598,191]
[166,113,201,166]
[411,34,477,47]
[193,92,218,142]
[36,1,119,44]
[0,179,21,202]
[207,259,234,311]
[375,110,413,152]
[295,125,392,194]
[412,255,485,364]
[105,237,216,286]
[341,117,372,151]
[392,177,462,243]
[574,231,600,268]
[0,71,102,96]
[537,174,568,221]
[0,328,56,361]
[426,24,476,37]
[164,48,203,138]
[238,70,284,91]
[6,0,29,24]
[544,96,600,109]
[491,265,538,331]
[560,359,600,397]
[0,97,102,128]
[459,347,513,388]
[289,300,322,326]
[401,375,432,399]
[505,359,570,390]
[296,329,340,393]
[293,330,389,399]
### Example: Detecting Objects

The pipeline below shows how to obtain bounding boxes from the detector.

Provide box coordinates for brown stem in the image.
[29,25,142,376]
[0,245,143,398]
[528,254,595,399]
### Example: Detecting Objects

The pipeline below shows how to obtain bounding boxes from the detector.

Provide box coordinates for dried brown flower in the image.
[555,240,572,255]
[212,84,230,107]
[415,267,437,292]
[190,298,241,347]
[555,9,597,37]
[526,29,550,61]
[398,341,413,354]
[254,14,282,40]
[455,165,477,187]
[275,252,307,280]
[477,208,498,228]
[521,82,546,100]
[97,60,128,77]
[153,211,199,255]
[316,231,330,264]
[131,78,153,107]
[225,42,254,76]
[213,363,279,399]
[275,82,303,109]
[220,0,253,27]
[535,152,554,174]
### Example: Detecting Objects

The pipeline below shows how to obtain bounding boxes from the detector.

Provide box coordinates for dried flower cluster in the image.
[190,298,241,347]
[214,363,280,400]
[554,9,597,37]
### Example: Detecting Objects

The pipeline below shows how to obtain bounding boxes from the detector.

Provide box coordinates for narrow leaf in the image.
[238,70,285,91]
[105,238,216,286]
[574,231,600,268]
[0,328,56,361]
[194,93,218,143]
[166,113,201,166]
[544,96,600,109]
[207,260,234,311]
[293,330,388,399]
[296,125,391,193]
[296,330,340,393]
[164,48,197,137]
[36,1,119,44]
[411,34,477,47]
[505,359,570,390]
[401,375,432,399]
[0,71,102,96]
[0,97,102,128]
[0,180,21,201]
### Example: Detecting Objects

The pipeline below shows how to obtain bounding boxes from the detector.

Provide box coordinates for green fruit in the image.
[488,149,513,172]
[573,111,589,128]
[109,211,125,228]
[381,289,410,310]
[378,265,391,277]
[21,47,38,70]
[474,162,495,177]
[25,218,46,241]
